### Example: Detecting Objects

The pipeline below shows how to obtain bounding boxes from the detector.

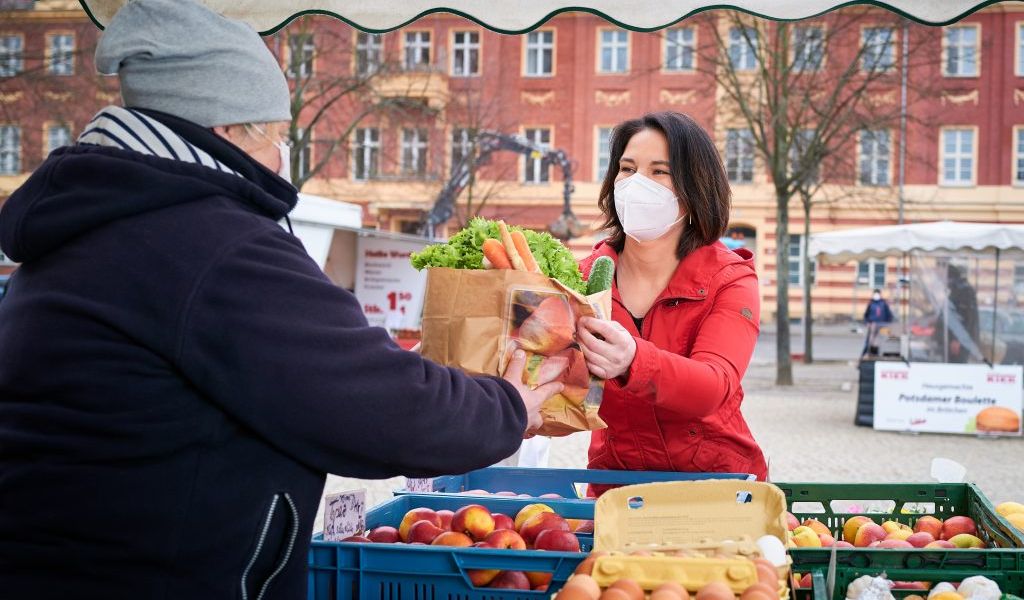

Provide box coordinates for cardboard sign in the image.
[355,236,428,330]
[322,489,366,542]
[404,477,434,492]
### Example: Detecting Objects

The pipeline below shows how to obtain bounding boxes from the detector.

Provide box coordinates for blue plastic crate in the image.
[402,466,754,499]
[308,493,595,599]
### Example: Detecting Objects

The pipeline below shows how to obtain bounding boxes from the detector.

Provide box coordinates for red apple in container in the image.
[482,529,527,550]
[451,504,496,541]
[520,512,571,547]
[534,528,581,552]
[407,520,446,544]
[491,513,515,532]
[488,571,531,590]
[941,516,977,540]
[398,508,441,542]
[436,510,455,531]
[913,516,943,540]
[906,532,935,548]
[367,526,400,544]
[431,531,474,547]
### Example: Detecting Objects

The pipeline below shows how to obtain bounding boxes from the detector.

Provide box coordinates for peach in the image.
[514,503,554,531]
[786,512,800,531]
[925,540,956,549]
[452,504,496,541]
[574,520,595,534]
[520,512,571,546]
[802,519,831,537]
[483,529,527,550]
[407,520,445,544]
[467,568,500,587]
[854,523,888,547]
[398,508,441,542]
[535,528,581,552]
[488,570,531,590]
[818,533,836,547]
[436,510,455,531]
[791,526,822,547]
[843,516,873,543]
[526,571,553,589]
[882,521,913,536]
[941,516,977,541]
[431,531,474,547]
[886,529,914,542]
[906,532,936,548]
[540,493,564,499]
[835,541,855,548]
[914,516,944,540]
[879,539,914,549]
[948,533,985,548]
[491,513,515,532]
[367,526,400,543]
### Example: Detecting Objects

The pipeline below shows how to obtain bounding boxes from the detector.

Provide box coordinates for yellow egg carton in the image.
[588,481,792,597]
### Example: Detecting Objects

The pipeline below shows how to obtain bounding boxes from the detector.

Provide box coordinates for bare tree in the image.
[696,9,940,384]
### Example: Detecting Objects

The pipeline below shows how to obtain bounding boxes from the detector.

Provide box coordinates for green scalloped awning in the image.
[78,0,1011,34]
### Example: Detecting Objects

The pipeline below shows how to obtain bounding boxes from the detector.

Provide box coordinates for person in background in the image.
[574,112,768,492]
[0,2,561,598]
[931,264,981,363]
[862,288,894,358]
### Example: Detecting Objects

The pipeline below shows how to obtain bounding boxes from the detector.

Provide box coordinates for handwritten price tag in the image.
[404,477,434,493]
[322,489,366,542]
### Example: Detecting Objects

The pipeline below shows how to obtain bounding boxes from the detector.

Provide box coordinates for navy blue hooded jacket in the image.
[0,109,528,599]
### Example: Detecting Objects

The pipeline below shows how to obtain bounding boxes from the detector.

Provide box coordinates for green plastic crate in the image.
[801,565,1024,600]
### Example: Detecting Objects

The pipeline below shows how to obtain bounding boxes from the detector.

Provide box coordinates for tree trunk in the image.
[775,191,794,386]
[802,201,814,364]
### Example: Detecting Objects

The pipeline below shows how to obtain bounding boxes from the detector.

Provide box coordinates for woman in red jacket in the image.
[577,111,769,484]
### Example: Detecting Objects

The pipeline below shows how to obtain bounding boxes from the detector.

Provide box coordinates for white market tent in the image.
[80,0,999,32]
[809,221,1024,264]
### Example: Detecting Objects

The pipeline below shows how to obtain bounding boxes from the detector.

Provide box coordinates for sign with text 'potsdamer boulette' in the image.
[874,362,1023,436]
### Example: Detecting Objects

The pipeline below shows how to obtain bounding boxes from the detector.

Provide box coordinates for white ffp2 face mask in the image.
[613,172,684,242]
[276,141,292,184]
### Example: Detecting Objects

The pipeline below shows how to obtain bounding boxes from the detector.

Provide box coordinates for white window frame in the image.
[788,234,817,287]
[296,127,312,180]
[792,26,824,72]
[523,127,552,184]
[729,27,758,72]
[287,33,315,78]
[940,127,976,187]
[664,27,696,72]
[524,29,554,77]
[404,30,431,71]
[401,128,428,177]
[1014,126,1024,186]
[352,127,380,181]
[861,27,896,73]
[857,258,887,288]
[943,24,980,77]
[595,126,613,181]
[859,129,891,186]
[0,125,21,175]
[0,35,24,77]
[45,123,72,156]
[725,128,754,183]
[355,33,383,76]
[451,30,481,77]
[48,33,75,76]
[1017,22,1024,77]
[598,28,629,74]
[450,127,472,174]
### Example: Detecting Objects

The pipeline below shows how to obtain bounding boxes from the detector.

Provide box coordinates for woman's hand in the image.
[577,317,637,380]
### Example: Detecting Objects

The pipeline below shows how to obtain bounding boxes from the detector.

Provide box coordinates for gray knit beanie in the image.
[95,0,291,128]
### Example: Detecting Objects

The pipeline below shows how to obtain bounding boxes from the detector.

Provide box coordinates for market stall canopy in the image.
[78,0,999,33]
[809,221,1024,264]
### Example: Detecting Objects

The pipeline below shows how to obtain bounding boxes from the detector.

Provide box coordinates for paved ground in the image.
[316,331,1023,530]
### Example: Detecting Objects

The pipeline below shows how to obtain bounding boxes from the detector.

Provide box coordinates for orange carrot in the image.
[511,230,540,273]
[482,238,512,269]
[498,221,527,271]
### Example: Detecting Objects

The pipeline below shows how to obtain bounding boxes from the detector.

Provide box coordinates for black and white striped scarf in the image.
[78,106,241,177]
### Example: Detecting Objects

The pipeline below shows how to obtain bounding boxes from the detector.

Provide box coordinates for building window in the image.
[46,123,71,155]
[793,26,824,72]
[355,33,382,76]
[862,27,895,72]
[859,129,891,186]
[788,234,816,286]
[0,35,23,77]
[664,27,695,71]
[1018,24,1024,76]
[857,258,887,288]
[944,25,978,77]
[599,29,629,73]
[404,31,431,70]
[523,127,551,184]
[596,127,613,179]
[452,31,480,77]
[353,127,379,180]
[401,128,428,177]
[1016,128,1024,185]
[725,128,754,183]
[48,33,74,76]
[451,128,472,174]
[0,125,20,175]
[525,30,554,76]
[789,128,818,184]
[287,34,315,78]
[296,127,312,180]
[941,128,974,186]
[1014,264,1024,290]
[729,27,758,71]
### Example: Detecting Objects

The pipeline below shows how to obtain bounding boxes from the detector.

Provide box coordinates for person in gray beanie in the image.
[0,1,557,598]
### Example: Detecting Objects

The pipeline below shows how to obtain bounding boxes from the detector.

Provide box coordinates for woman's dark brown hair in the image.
[598,111,731,259]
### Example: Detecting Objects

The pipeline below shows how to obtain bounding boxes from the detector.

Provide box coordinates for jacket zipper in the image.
[240,494,279,600]
[253,493,300,600]
[240,493,300,600]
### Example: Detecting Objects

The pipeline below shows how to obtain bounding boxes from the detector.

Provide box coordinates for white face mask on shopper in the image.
[613,172,685,242]
[275,141,292,184]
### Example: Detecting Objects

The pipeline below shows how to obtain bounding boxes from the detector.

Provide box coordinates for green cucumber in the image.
[586,256,615,295]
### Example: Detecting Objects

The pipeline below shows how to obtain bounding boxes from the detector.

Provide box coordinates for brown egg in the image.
[600,589,634,600]
[753,561,780,590]
[651,591,684,600]
[557,583,601,600]
[740,586,776,600]
[609,579,645,600]
[574,555,598,576]
[696,581,735,600]
[655,582,691,600]
[563,574,602,600]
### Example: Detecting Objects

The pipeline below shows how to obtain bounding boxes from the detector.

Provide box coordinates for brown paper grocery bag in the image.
[420,267,611,436]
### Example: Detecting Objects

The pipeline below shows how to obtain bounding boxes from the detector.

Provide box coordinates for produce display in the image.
[995,501,1024,533]
[844,575,1006,600]
[785,511,989,549]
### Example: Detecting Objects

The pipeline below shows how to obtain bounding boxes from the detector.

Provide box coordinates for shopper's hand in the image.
[503,349,563,436]
[577,317,637,380]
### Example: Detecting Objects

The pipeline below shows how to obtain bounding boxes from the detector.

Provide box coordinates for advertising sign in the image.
[355,235,428,330]
[874,362,1023,435]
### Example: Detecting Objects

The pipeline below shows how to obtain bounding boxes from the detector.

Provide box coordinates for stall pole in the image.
[992,248,1001,363]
